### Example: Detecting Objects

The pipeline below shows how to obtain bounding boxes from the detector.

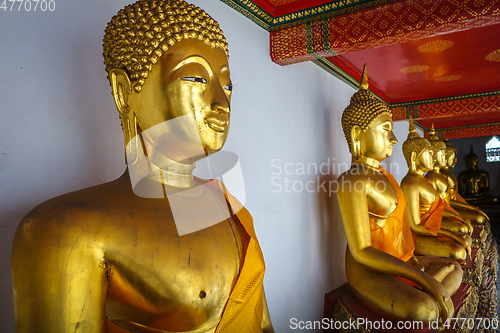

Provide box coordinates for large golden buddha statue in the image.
[11,1,273,332]
[441,141,491,222]
[400,120,470,263]
[458,147,498,205]
[337,66,462,327]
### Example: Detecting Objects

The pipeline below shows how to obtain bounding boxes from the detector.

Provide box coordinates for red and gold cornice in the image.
[420,123,500,140]
[270,0,500,65]
[391,94,500,122]
[220,0,394,31]
[391,94,500,139]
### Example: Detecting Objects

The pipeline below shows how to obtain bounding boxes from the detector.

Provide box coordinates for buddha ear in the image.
[410,151,417,172]
[109,68,132,115]
[351,125,362,159]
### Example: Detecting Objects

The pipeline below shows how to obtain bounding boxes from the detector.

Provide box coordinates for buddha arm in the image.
[261,289,275,333]
[438,224,471,257]
[450,200,489,220]
[442,209,473,232]
[403,183,437,237]
[11,215,107,333]
[479,173,490,196]
[337,179,453,322]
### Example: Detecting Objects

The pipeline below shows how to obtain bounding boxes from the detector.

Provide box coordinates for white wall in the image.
[0,1,370,332]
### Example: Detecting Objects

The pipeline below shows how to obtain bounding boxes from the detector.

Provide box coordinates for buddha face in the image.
[127,38,232,163]
[435,148,447,168]
[358,114,397,162]
[418,146,434,171]
[466,157,479,170]
[446,150,457,168]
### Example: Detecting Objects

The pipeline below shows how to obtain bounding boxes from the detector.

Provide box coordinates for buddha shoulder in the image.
[402,172,425,184]
[338,167,382,181]
[13,176,177,253]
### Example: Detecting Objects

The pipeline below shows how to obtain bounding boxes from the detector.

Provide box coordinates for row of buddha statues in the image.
[9,0,495,332]
[338,66,491,329]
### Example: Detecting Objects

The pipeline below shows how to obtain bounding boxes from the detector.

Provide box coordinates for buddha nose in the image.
[211,102,230,117]
[210,81,230,115]
[389,131,397,144]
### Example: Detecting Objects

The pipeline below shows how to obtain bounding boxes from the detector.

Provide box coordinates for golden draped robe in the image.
[370,168,415,263]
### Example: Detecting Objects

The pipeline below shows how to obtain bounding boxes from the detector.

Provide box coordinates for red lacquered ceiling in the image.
[328,24,500,104]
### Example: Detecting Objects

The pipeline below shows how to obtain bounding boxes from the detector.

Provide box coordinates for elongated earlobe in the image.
[110,68,132,114]
[410,151,417,172]
[351,126,362,160]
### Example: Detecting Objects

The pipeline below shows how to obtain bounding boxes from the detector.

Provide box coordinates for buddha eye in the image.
[181,77,207,83]
[224,84,233,92]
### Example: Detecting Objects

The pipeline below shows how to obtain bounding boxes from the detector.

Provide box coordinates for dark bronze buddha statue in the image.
[458,147,498,205]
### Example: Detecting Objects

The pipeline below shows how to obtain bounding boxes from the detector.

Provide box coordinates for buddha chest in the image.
[366,173,398,222]
[103,197,245,333]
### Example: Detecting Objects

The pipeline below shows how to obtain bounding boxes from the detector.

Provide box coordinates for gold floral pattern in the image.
[400,65,430,73]
[486,49,500,62]
[417,40,454,53]
[434,74,462,82]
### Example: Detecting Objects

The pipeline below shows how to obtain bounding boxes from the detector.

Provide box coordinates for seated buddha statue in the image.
[424,124,473,234]
[441,140,491,222]
[458,147,498,205]
[11,1,274,332]
[337,66,462,327]
[400,120,471,264]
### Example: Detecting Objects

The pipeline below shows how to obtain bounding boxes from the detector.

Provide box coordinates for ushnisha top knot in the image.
[103,0,229,93]
[402,117,431,166]
[341,64,392,153]
[427,124,446,153]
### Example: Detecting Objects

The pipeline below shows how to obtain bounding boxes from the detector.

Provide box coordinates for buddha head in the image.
[402,118,433,172]
[103,0,232,165]
[427,124,447,168]
[444,139,458,168]
[341,65,397,162]
[465,147,479,170]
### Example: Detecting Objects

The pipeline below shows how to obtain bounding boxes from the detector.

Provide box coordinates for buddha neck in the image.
[408,160,426,176]
[353,156,380,172]
[415,167,425,176]
[149,158,195,188]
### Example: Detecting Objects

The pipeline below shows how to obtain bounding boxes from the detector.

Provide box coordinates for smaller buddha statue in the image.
[425,124,473,234]
[458,147,498,205]
[441,140,491,222]
[401,119,470,264]
[337,65,462,328]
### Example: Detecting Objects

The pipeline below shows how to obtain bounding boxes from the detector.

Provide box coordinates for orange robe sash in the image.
[215,186,265,333]
[370,168,415,263]
[419,196,444,236]
[106,180,265,333]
